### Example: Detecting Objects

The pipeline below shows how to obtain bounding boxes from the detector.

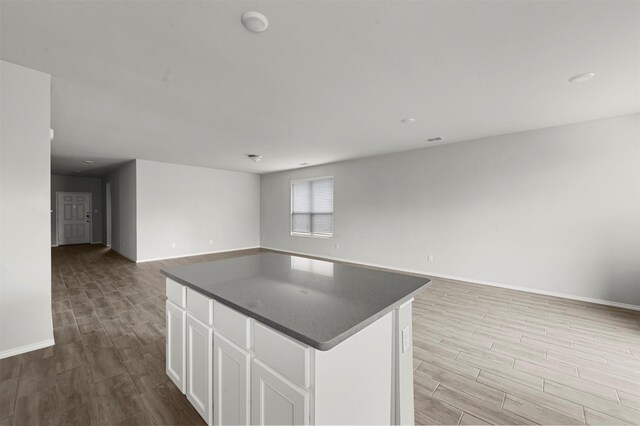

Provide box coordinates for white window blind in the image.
[291,177,333,237]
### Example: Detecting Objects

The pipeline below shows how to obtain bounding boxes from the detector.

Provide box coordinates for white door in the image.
[57,192,91,245]
[187,314,213,425]
[251,359,309,426]
[213,332,250,426]
[166,301,186,393]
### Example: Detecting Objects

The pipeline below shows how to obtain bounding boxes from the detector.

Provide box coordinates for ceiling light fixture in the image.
[426,136,444,143]
[241,12,269,33]
[401,118,416,124]
[568,72,595,83]
[82,160,95,164]
[248,154,262,163]
[299,163,310,166]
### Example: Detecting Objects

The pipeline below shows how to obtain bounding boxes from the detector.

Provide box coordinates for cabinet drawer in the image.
[213,301,251,349]
[187,288,214,325]
[166,278,186,307]
[253,322,310,388]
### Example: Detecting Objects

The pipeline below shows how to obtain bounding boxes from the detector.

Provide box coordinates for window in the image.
[291,177,333,237]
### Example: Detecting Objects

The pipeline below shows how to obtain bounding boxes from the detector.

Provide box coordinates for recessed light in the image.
[568,72,595,83]
[241,12,269,33]
[401,118,416,124]
[426,136,444,143]
[82,160,95,164]
[248,154,262,163]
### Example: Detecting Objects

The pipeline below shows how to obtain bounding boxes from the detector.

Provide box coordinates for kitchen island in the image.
[162,252,429,425]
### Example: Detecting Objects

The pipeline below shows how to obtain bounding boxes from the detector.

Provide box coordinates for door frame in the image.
[105,182,112,247]
[56,191,92,246]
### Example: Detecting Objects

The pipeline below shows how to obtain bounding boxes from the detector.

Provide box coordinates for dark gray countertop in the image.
[161,253,430,350]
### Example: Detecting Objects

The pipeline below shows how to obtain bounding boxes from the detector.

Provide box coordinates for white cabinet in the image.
[213,332,250,426]
[166,276,414,426]
[166,300,186,393]
[251,359,309,426]
[187,314,213,425]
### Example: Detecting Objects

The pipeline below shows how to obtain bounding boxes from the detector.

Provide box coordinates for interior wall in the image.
[51,174,103,245]
[0,60,54,357]
[261,114,640,307]
[136,159,260,262]
[104,161,137,261]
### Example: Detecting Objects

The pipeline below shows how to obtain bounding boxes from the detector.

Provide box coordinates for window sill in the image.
[290,233,333,239]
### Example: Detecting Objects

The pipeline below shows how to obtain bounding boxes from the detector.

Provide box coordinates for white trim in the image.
[51,244,58,247]
[90,241,103,245]
[290,232,333,239]
[136,246,260,263]
[261,246,640,312]
[0,338,55,360]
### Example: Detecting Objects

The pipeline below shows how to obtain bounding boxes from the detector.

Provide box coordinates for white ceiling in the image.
[1,1,638,176]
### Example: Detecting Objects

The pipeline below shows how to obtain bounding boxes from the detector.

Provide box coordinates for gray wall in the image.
[261,114,640,307]
[0,60,53,356]
[104,161,137,261]
[51,174,103,245]
[136,160,260,261]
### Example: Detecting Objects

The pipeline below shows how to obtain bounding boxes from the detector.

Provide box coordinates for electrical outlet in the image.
[171,243,176,248]
[428,254,434,262]
[335,244,340,250]
[209,240,213,245]
[402,326,411,353]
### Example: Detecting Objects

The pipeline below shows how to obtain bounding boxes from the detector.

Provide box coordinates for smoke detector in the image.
[248,154,262,163]
[241,12,269,33]
[426,136,444,143]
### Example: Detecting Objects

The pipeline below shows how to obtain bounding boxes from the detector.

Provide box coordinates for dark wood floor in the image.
[0,245,261,426]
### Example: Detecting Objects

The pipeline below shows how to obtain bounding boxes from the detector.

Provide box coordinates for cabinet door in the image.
[166,301,186,393]
[251,359,309,426]
[213,332,250,426]
[187,314,213,425]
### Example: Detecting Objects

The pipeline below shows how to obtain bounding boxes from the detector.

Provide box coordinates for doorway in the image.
[106,182,112,247]
[56,192,92,245]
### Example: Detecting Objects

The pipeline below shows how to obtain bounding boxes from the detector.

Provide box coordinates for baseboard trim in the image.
[0,338,55,360]
[51,244,58,247]
[262,246,640,312]
[136,246,261,263]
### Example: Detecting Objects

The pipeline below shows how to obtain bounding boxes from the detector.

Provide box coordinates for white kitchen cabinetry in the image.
[186,314,213,425]
[213,332,251,426]
[166,277,417,426]
[166,300,186,393]
[251,359,309,426]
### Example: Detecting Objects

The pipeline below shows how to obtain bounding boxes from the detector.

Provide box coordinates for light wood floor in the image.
[0,245,638,425]
[411,279,640,425]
